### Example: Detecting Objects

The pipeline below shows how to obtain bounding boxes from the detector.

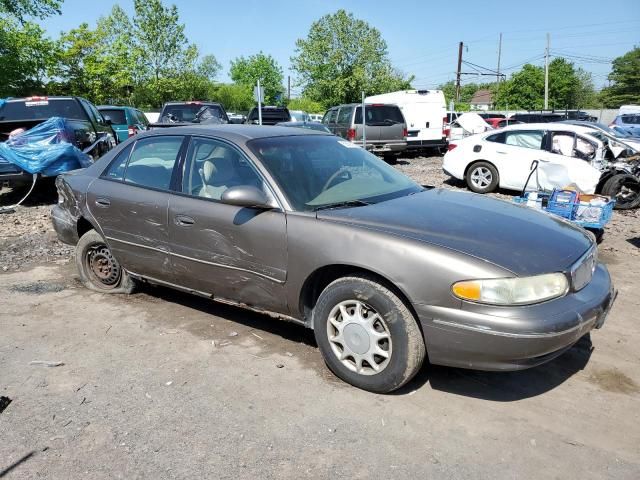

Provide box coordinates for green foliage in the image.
[0,17,55,97]
[211,83,254,112]
[0,0,61,21]
[599,47,640,108]
[229,52,284,104]
[290,9,413,108]
[287,97,324,113]
[494,58,596,110]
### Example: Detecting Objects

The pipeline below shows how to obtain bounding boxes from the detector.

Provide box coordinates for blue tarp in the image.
[0,116,92,176]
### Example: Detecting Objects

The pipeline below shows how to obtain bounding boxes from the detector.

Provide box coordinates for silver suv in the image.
[323,103,407,160]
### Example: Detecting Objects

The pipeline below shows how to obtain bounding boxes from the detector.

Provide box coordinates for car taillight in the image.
[442,116,449,137]
[347,128,356,141]
[128,125,137,137]
[443,127,450,138]
[447,143,457,151]
[402,127,408,137]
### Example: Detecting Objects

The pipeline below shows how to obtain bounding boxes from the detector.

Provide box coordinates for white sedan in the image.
[443,123,606,194]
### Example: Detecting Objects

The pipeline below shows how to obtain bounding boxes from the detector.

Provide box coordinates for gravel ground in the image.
[1,154,639,479]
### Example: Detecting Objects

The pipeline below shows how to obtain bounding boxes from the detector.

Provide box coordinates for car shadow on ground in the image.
[397,334,594,401]
[136,283,317,348]
[134,284,593,401]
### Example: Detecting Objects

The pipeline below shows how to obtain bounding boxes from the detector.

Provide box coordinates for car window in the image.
[122,136,183,190]
[181,137,266,201]
[81,99,103,125]
[136,110,149,125]
[325,109,338,124]
[504,131,544,149]
[354,106,404,125]
[550,132,575,156]
[486,132,505,143]
[621,115,640,125]
[337,106,352,124]
[0,98,86,121]
[99,109,126,125]
[103,143,134,181]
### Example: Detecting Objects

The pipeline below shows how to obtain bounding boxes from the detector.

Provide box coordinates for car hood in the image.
[316,189,593,276]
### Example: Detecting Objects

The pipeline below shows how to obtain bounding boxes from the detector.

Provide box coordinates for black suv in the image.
[245,106,291,125]
[158,101,229,124]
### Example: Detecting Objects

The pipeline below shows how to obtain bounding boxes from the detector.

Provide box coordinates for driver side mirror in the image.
[221,185,273,209]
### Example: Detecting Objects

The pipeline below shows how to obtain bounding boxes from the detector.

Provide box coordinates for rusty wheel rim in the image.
[85,244,121,288]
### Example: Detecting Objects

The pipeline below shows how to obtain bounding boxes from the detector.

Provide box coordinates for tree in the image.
[287,97,324,113]
[0,0,61,22]
[229,52,284,104]
[599,47,640,107]
[438,81,492,109]
[198,54,222,82]
[0,17,55,97]
[211,83,254,112]
[494,59,596,110]
[291,10,413,107]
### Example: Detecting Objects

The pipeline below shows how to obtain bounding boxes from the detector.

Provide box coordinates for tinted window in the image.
[99,109,127,125]
[123,136,183,190]
[247,107,290,124]
[621,115,640,125]
[486,132,505,143]
[0,99,86,121]
[103,143,134,180]
[354,105,404,125]
[337,106,352,124]
[324,109,338,124]
[182,137,265,201]
[247,135,420,211]
[136,110,149,125]
[504,131,544,149]
[161,104,225,123]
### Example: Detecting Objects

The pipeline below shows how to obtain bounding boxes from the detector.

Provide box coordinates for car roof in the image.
[140,124,330,143]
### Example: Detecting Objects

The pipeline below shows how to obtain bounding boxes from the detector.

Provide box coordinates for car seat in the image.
[198,149,242,200]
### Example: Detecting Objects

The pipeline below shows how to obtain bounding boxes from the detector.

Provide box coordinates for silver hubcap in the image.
[326,300,392,376]
[471,167,492,188]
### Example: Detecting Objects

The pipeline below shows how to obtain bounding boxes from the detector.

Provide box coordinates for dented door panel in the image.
[168,194,288,314]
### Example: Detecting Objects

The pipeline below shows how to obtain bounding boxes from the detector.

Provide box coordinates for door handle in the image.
[95,197,110,207]
[174,215,195,226]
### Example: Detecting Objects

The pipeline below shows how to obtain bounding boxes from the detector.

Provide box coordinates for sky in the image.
[40,0,640,93]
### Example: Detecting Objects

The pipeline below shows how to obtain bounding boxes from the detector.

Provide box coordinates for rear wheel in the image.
[466,161,499,193]
[313,275,426,393]
[75,230,134,294]
[602,173,640,210]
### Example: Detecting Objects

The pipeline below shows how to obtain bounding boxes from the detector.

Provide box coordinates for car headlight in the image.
[452,273,568,305]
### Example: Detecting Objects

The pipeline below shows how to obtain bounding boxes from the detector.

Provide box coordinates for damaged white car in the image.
[443,123,639,202]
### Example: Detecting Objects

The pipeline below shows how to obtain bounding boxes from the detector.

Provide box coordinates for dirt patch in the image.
[588,367,640,394]
[8,281,67,294]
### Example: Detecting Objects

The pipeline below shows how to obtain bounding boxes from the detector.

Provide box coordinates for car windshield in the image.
[99,109,127,125]
[0,99,86,121]
[248,135,420,211]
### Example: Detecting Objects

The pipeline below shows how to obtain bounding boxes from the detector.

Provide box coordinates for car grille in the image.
[570,246,597,291]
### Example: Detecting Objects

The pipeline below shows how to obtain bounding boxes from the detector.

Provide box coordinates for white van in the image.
[365,90,447,150]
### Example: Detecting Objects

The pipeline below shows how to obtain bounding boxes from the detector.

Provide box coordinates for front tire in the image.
[75,230,134,294]
[602,173,640,210]
[313,275,426,393]
[466,161,499,193]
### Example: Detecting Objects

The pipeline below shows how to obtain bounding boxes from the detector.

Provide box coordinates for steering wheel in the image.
[322,168,352,191]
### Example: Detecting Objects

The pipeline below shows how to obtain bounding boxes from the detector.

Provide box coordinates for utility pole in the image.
[287,76,291,101]
[496,33,502,84]
[455,41,463,102]
[544,33,550,110]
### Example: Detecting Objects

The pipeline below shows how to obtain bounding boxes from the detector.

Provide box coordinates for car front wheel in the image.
[75,229,135,294]
[466,161,499,193]
[602,173,640,210]
[313,275,426,393]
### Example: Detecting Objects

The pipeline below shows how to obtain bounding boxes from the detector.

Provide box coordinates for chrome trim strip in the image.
[106,236,285,284]
[432,316,595,339]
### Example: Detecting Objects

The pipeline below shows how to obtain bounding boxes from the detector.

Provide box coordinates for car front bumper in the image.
[414,263,616,371]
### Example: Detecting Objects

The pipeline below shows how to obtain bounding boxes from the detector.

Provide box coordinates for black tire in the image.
[75,229,135,294]
[601,174,640,210]
[465,161,499,193]
[313,275,426,393]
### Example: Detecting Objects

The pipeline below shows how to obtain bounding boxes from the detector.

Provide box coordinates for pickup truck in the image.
[0,96,117,184]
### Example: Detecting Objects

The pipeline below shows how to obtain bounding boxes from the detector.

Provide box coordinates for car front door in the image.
[87,135,187,282]
[167,136,289,314]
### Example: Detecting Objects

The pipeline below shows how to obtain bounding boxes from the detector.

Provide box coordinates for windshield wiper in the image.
[313,199,371,211]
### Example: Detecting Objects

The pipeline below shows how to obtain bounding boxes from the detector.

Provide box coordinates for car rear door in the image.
[334,105,353,140]
[167,136,289,314]
[87,135,187,282]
